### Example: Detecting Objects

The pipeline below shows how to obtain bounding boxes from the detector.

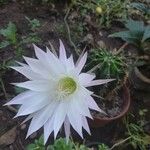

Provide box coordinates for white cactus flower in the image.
[5,40,114,144]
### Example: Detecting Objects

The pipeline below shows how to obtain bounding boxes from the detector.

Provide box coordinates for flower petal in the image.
[23,56,50,79]
[26,101,58,138]
[64,117,70,142]
[15,93,51,116]
[15,61,28,67]
[67,106,83,138]
[86,96,101,111]
[75,52,87,74]
[66,55,75,71]
[10,66,43,80]
[44,115,55,144]
[79,73,95,86]
[53,101,69,138]
[13,80,54,92]
[46,47,66,75]
[82,116,90,135]
[70,95,92,119]
[4,91,36,105]
[84,79,115,87]
[33,44,46,61]
[59,39,67,62]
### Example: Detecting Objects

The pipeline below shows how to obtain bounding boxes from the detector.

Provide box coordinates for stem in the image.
[92,93,104,99]
[0,78,17,113]
[0,78,8,100]
[114,42,128,55]
[110,136,131,150]
[64,6,79,56]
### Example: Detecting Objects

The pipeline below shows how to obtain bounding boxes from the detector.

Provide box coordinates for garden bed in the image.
[0,0,150,150]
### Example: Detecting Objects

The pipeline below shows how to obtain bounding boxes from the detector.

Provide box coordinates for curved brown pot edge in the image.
[89,85,130,128]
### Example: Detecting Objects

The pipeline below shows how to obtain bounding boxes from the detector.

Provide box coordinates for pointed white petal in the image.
[53,101,68,138]
[34,45,62,77]
[15,93,51,116]
[76,48,86,67]
[26,101,58,138]
[82,116,91,135]
[13,80,53,92]
[66,55,75,71]
[67,107,83,138]
[44,115,55,144]
[46,47,66,75]
[21,114,34,124]
[48,41,58,57]
[23,56,50,79]
[86,96,101,112]
[79,73,95,86]
[70,95,92,119]
[75,52,87,74]
[4,91,36,105]
[64,117,70,142]
[10,66,43,80]
[59,39,67,61]
[84,79,115,87]
[15,61,28,67]
[33,44,46,61]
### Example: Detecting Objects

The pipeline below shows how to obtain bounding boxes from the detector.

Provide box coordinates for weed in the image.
[25,16,41,31]
[98,143,109,150]
[26,136,89,150]
[0,22,17,47]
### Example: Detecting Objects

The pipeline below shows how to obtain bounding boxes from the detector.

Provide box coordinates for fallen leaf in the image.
[0,126,17,146]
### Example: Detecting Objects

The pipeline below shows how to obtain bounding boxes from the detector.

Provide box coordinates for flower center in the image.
[57,77,77,97]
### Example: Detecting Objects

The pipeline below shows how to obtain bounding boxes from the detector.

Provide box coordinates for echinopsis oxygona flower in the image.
[5,40,114,144]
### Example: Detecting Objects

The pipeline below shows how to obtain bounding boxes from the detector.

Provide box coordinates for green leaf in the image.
[125,19,144,37]
[98,143,109,150]
[142,26,150,42]
[0,41,10,49]
[143,135,150,145]
[109,31,139,44]
[0,22,17,44]
[25,16,41,30]
[26,144,36,150]
[130,2,148,13]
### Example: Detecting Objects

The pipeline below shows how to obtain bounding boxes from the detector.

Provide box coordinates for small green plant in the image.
[21,33,41,44]
[95,0,129,27]
[126,123,150,150]
[108,113,150,150]
[26,137,89,150]
[25,16,41,31]
[0,22,17,48]
[26,135,45,150]
[73,0,129,28]
[109,19,150,53]
[98,143,109,150]
[48,138,74,150]
[48,138,89,150]
[88,48,125,79]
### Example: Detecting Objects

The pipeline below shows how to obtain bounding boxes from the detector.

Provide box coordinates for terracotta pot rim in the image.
[134,67,150,84]
[92,85,130,121]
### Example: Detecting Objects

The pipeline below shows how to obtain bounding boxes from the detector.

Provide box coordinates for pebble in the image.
[20,124,26,130]
[29,132,37,139]
[2,116,7,121]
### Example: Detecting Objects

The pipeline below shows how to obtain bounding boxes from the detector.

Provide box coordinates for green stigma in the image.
[58,77,77,96]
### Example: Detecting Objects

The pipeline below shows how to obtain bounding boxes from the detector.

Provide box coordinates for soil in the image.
[92,91,123,118]
[139,65,150,78]
[0,1,150,150]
